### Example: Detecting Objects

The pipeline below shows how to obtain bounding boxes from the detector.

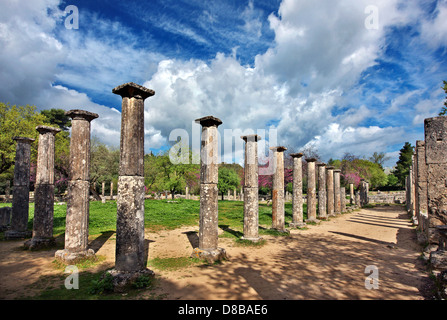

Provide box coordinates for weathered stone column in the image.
[415,140,428,243]
[341,188,346,213]
[349,183,354,205]
[424,117,447,267]
[191,116,227,263]
[326,166,335,217]
[317,162,327,219]
[5,137,35,239]
[270,146,288,232]
[334,169,341,215]
[185,186,189,200]
[241,134,261,242]
[360,179,369,207]
[101,181,106,203]
[25,126,60,249]
[110,181,114,200]
[355,190,361,208]
[290,153,305,228]
[5,180,10,203]
[306,158,318,223]
[55,110,97,262]
[107,83,155,287]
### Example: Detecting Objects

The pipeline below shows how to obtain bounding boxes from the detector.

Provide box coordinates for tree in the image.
[438,80,447,116]
[41,109,71,131]
[392,142,414,187]
[89,138,120,198]
[217,167,240,200]
[0,103,48,177]
[369,151,390,169]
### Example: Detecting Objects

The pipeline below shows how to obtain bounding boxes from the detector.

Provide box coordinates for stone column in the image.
[107,83,155,287]
[359,179,368,207]
[349,183,354,205]
[424,117,447,258]
[305,158,318,223]
[185,186,189,200]
[241,134,261,242]
[355,190,361,208]
[334,169,342,214]
[270,146,288,232]
[317,163,327,219]
[290,153,305,228]
[25,126,61,249]
[415,140,428,243]
[5,137,35,239]
[5,180,10,203]
[341,188,346,213]
[101,181,106,203]
[55,110,98,262]
[110,181,114,200]
[326,166,335,217]
[191,116,226,263]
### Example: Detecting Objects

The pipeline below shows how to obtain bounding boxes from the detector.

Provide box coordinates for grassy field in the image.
[0,199,308,237]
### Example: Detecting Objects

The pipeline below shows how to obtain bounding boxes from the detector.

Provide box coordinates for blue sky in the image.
[1,0,446,168]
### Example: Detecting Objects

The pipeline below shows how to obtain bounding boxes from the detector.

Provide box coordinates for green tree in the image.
[369,151,390,169]
[438,80,447,116]
[90,138,120,198]
[0,103,48,176]
[217,166,240,200]
[41,108,71,131]
[392,142,414,187]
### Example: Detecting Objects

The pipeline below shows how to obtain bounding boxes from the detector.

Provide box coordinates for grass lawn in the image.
[1,199,308,237]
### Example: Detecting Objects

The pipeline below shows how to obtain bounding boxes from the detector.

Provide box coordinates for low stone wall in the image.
[368,191,406,204]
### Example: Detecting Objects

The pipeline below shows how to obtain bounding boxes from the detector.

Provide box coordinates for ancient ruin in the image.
[270,146,288,232]
[191,116,227,262]
[317,162,327,219]
[106,82,155,289]
[241,134,261,242]
[55,110,98,263]
[290,153,305,228]
[25,125,61,249]
[326,166,335,217]
[5,137,35,239]
[306,158,318,223]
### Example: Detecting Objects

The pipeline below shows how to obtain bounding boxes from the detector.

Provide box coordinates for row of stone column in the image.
[407,116,447,271]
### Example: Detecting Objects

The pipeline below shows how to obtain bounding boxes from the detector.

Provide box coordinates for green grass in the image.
[147,256,204,271]
[1,198,308,236]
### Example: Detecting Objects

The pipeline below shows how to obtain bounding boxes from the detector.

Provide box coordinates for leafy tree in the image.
[41,108,71,131]
[392,142,414,187]
[438,80,447,116]
[90,138,120,198]
[369,151,390,169]
[217,167,240,200]
[0,103,48,176]
[386,173,399,186]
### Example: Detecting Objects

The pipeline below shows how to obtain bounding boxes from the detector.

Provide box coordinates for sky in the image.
[0,0,446,169]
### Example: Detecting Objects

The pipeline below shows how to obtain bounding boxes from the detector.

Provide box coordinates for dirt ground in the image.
[0,205,435,300]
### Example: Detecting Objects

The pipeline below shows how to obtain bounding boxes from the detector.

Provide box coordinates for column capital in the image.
[241,134,261,142]
[305,158,317,162]
[112,82,155,100]
[13,137,35,144]
[326,166,335,170]
[36,125,61,135]
[317,162,326,167]
[333,168,341,172]
[270,146,287,152]
[195,115,222,128]
[65,109,99,122]
[290,153,303,158]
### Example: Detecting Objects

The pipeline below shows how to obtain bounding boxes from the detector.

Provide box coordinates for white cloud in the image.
[420,1,447,47]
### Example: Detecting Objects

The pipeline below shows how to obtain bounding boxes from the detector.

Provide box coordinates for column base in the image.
[289,222,306,228]
[240,236,263,243]
[105,268,155,293]
[191,247,227,264]
[55,248,95,264]
[24,237,56,250]
[305,218,319,224]
[4,230,32,240]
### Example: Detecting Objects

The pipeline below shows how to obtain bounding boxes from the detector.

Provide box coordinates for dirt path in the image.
[0,205,434,300]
